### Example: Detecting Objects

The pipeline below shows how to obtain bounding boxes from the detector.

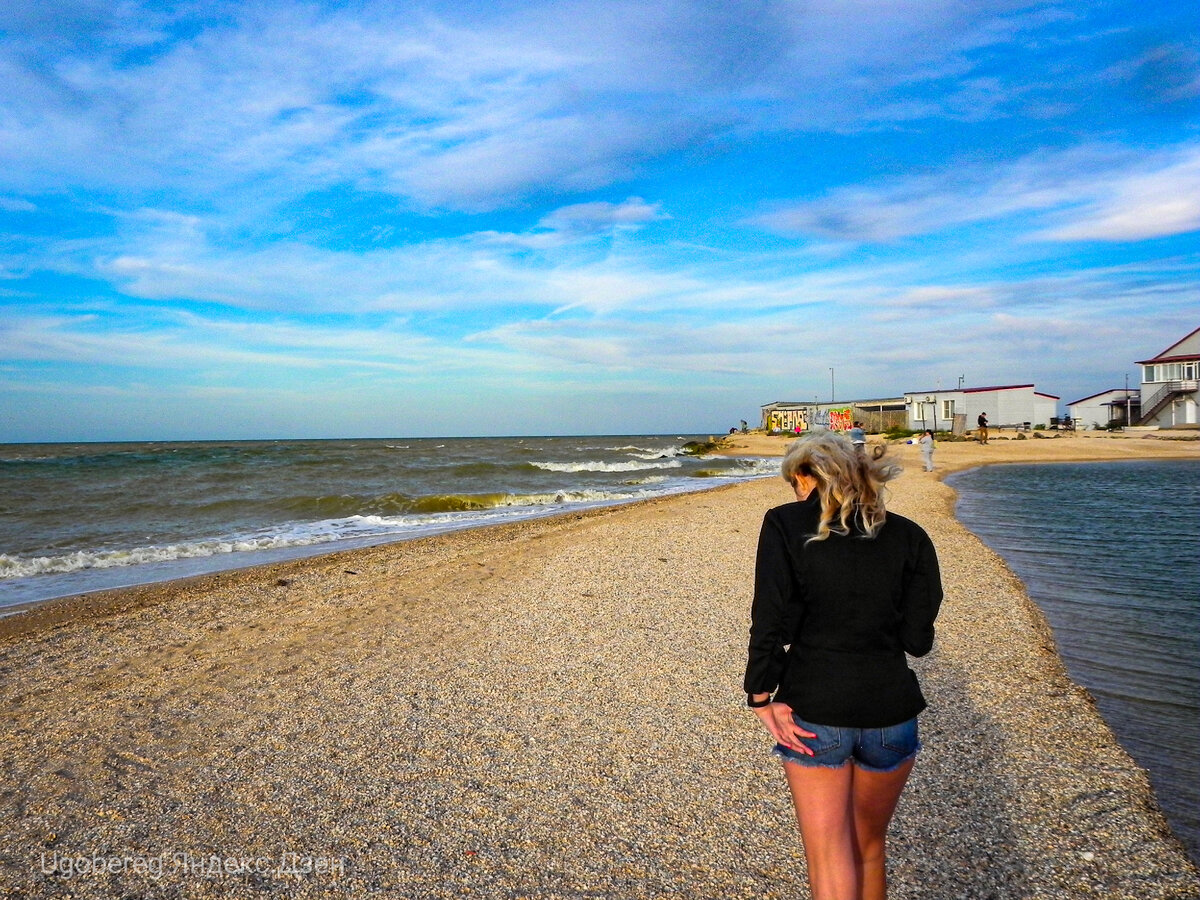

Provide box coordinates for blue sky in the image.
[1,0,1197,441]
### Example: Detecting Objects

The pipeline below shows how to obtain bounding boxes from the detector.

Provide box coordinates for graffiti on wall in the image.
[767,411,807,433]
[828,408,853,431]
[767,406,856,433]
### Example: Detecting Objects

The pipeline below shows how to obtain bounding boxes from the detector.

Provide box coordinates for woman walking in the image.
[918,429,935,471]
[744,432,943,900]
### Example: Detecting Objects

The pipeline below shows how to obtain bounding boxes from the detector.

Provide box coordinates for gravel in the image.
[1,463,1197,899]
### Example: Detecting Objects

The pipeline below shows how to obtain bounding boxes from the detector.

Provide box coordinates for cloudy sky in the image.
[1,0,1197,441]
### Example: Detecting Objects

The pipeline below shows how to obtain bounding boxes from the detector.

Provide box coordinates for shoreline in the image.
[1,433,1197,897]
[0,435,772,617]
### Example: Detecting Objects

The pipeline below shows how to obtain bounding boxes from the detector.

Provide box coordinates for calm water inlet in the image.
[948,459,1200,864]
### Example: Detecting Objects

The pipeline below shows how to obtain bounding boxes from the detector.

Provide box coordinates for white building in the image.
[904,384,1059,433]
[1137,327,1199,428]
[1067,389,1141,430]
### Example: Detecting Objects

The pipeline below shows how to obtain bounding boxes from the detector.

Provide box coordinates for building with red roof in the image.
[1136,327,1199,427]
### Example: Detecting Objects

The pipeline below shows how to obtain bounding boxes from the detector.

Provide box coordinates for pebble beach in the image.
[2,431,1198,899]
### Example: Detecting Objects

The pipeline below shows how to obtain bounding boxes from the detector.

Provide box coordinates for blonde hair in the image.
[781,430,901,541]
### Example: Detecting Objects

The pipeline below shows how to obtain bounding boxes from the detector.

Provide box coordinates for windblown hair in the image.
[780,430,901,541]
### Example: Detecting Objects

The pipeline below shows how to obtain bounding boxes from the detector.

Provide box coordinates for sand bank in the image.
[718,427,1200,473]
[0,433,1197,898]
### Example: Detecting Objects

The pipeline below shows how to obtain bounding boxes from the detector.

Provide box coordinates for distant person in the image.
[745,431,943,900]
[848,422,866,453]
[977,412,989,445]
[918,429,935,471]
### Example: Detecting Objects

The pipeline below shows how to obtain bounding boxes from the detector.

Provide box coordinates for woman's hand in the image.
[753,701,817,755]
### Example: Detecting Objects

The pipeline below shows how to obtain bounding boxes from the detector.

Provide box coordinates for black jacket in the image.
[743,492,943,727]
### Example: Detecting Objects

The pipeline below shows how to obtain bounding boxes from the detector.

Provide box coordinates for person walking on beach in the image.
[744,431,943,900]
[848,422,866,453]
[918,429,935,472]
[976,411,989,444]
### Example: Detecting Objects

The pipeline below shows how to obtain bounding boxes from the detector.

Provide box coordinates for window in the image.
[1185,362,1197,380]
[942,399,955,419]
[1144,365,1157,383]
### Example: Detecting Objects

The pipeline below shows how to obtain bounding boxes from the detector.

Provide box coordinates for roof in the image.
[964,383,1035,394]
[762,396,907,409]
[1067,388,1141,406]
[905,384,1034,395]
[1034,392,1060,400]
[844,396,907,406]
[1136,325,1200,365]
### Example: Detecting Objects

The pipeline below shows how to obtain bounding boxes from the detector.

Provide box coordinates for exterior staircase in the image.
[1137,380,1199,425]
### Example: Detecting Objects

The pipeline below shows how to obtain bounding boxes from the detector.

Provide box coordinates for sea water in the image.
[948,459,1200,864]
[0,435,775,611]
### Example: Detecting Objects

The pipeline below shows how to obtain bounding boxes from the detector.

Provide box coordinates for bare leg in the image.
[851,759,915,900]
[782,761,857,900]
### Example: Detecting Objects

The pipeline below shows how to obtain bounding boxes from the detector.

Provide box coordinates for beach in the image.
[2,432,1198,898]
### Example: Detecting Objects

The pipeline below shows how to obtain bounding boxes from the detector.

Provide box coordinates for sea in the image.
[0,435,776,611]
[948,459,1200,865]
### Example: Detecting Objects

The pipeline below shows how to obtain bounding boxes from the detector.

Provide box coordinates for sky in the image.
[1,0,1198,442]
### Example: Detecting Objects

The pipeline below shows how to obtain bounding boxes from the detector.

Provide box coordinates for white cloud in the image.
[754,142,1200,244]
[0,0,1097,210]
[0,196,37,212]
[539,197,665,233]
[1037,148,1200,241]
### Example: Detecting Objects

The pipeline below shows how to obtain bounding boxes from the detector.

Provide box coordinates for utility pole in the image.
[829,368,835,403]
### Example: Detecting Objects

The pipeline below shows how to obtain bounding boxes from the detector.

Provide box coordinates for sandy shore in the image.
[718,427,1200,474]
[1,432,1197,898]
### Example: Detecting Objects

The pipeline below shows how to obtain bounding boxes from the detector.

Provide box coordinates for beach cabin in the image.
[1067,389,1141,430]
[760,397,906,434]
[904,384,1059,433]
[1137,327,1199,428]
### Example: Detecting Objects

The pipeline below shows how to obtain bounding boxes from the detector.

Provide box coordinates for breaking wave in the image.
[531,459,683,473]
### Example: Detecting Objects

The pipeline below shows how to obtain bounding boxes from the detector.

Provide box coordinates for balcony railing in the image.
[1138,380,1198,424]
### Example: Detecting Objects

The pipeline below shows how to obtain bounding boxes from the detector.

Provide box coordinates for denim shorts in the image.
[773,715,920,772]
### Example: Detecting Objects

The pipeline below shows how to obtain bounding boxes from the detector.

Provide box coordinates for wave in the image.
[689,458,780,478]
[448,461,524,476]
[0,520,402,580]
[403,487,663,512]
[731,457,782,476]
[604,444,687,459]
[0,487,671,580]
[0,533,335,579]
[531,459,683,473]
